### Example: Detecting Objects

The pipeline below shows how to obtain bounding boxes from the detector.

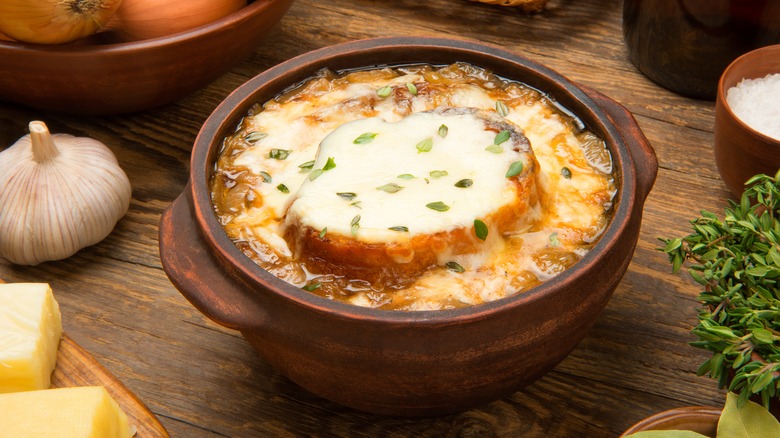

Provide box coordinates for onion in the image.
[107,0,247,41]
[0,0,123,44]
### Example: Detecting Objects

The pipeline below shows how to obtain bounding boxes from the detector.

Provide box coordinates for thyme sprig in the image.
[659,172,780,409]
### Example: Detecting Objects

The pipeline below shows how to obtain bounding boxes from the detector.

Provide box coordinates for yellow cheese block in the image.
[0,386,134,438]
[0,282,63,393]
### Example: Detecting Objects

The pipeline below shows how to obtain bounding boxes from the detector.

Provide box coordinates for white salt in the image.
[726,73,780,141]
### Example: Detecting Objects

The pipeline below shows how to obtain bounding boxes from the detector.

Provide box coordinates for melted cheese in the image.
[211,63,616,310]
[287,111,528,241]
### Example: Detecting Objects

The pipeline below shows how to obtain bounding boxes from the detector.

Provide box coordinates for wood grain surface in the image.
[0,0,742,436]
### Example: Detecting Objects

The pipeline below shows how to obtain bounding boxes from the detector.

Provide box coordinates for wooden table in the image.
[0,0,737,436]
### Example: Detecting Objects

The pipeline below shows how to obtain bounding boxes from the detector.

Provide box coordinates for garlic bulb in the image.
[0,121,132,265]
[0,0,123,44]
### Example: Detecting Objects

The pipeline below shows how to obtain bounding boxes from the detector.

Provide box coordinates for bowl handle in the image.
[583,86,658,201]
[159,187,266,330]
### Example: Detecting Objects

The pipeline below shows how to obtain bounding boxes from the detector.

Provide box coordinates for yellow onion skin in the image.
[107,0,246,41]
[0,0,123,44]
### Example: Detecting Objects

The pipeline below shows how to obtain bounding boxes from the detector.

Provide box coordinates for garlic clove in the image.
[0,121,132,266]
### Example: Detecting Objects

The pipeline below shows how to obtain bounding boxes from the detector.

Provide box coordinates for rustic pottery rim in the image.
[717,44,780,150]
[620,406,721,437]
[189,36,640,324]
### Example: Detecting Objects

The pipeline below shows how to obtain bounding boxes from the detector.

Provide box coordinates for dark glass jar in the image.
[623,0,780,100]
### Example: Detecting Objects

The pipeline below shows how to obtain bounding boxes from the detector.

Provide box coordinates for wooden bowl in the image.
[620,406,721,437]
[159,37,658,416]
[0,0,294,115]
[714,44,780,197]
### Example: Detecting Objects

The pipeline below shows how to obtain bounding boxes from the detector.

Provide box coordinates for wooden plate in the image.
[52,334,170,437]
[1,280,168,437]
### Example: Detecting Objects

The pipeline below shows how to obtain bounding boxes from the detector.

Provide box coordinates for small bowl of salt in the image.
[714,44,780,197]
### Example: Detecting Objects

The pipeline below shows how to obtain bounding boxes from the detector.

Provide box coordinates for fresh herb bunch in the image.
[660,171,780,410]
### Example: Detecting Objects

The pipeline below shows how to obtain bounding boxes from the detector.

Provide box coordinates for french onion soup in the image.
[210,63,616,310]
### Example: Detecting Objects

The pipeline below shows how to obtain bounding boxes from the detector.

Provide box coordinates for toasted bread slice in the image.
[284,107,540,286]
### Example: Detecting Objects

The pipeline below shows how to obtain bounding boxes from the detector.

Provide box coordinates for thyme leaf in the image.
[474,219,488,241]
[376,183,404,193]
[446,261,465,273]
[496,101,509,117]
[337,192,357,200]
[506,161,524,178]
[438,124,449,138]
[485,144,503,154]
[406,82,418,95]
[388,226,409,232]
[268,149,291,160]
[350,215,361,236]
[455,179,473,188]
[494,130,511,145]
[298,160,315,172]
[426,201,450,212]
[377,86,392,98]
[354,132,378,144]
[245,131,268,143]
[416,137,433,153]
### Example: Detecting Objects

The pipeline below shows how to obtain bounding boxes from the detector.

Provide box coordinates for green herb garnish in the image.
[406,82,418,95]
[376,183,403,193]
[259,171,272,183]
[438,124,448,138]
[549,232,560,248]
[426,201,450,212]
[485,145,503,154]
[354,132,378,144]
[506,161,523,178]
[323,157,336,171]
[350,215,361,236]
[474,219,488,241]
[319,228,327,239]
[494,130,510,145]
[660,172,780,409]
[309,169,323,181]
[388,226,409,232]
[496,101,509,117]
[446,261,465,273]
[245,131,268,143]
[298,160,315,172]
[302,282,321,291]
[429,170,448,178]
[337,192,357,200]
[416,137,433,153]
[455,179,473,188]
[377,86,392,98]
[277,184,289,193]
[268,149,291,160]
[561,167,572,179]
[397,174,416,180]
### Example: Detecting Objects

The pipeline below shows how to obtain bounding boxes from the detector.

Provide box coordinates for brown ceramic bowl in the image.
[714,44,780,197]
[159,37,658,416]
[0,0,294,115]
[620,406,721,437]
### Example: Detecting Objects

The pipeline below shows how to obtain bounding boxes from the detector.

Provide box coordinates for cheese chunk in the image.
[0,283,63,393]
[0,386,133,438]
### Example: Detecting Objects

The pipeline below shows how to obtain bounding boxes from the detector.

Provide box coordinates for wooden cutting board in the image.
[1,280,169,437]
[51,334,170,437]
